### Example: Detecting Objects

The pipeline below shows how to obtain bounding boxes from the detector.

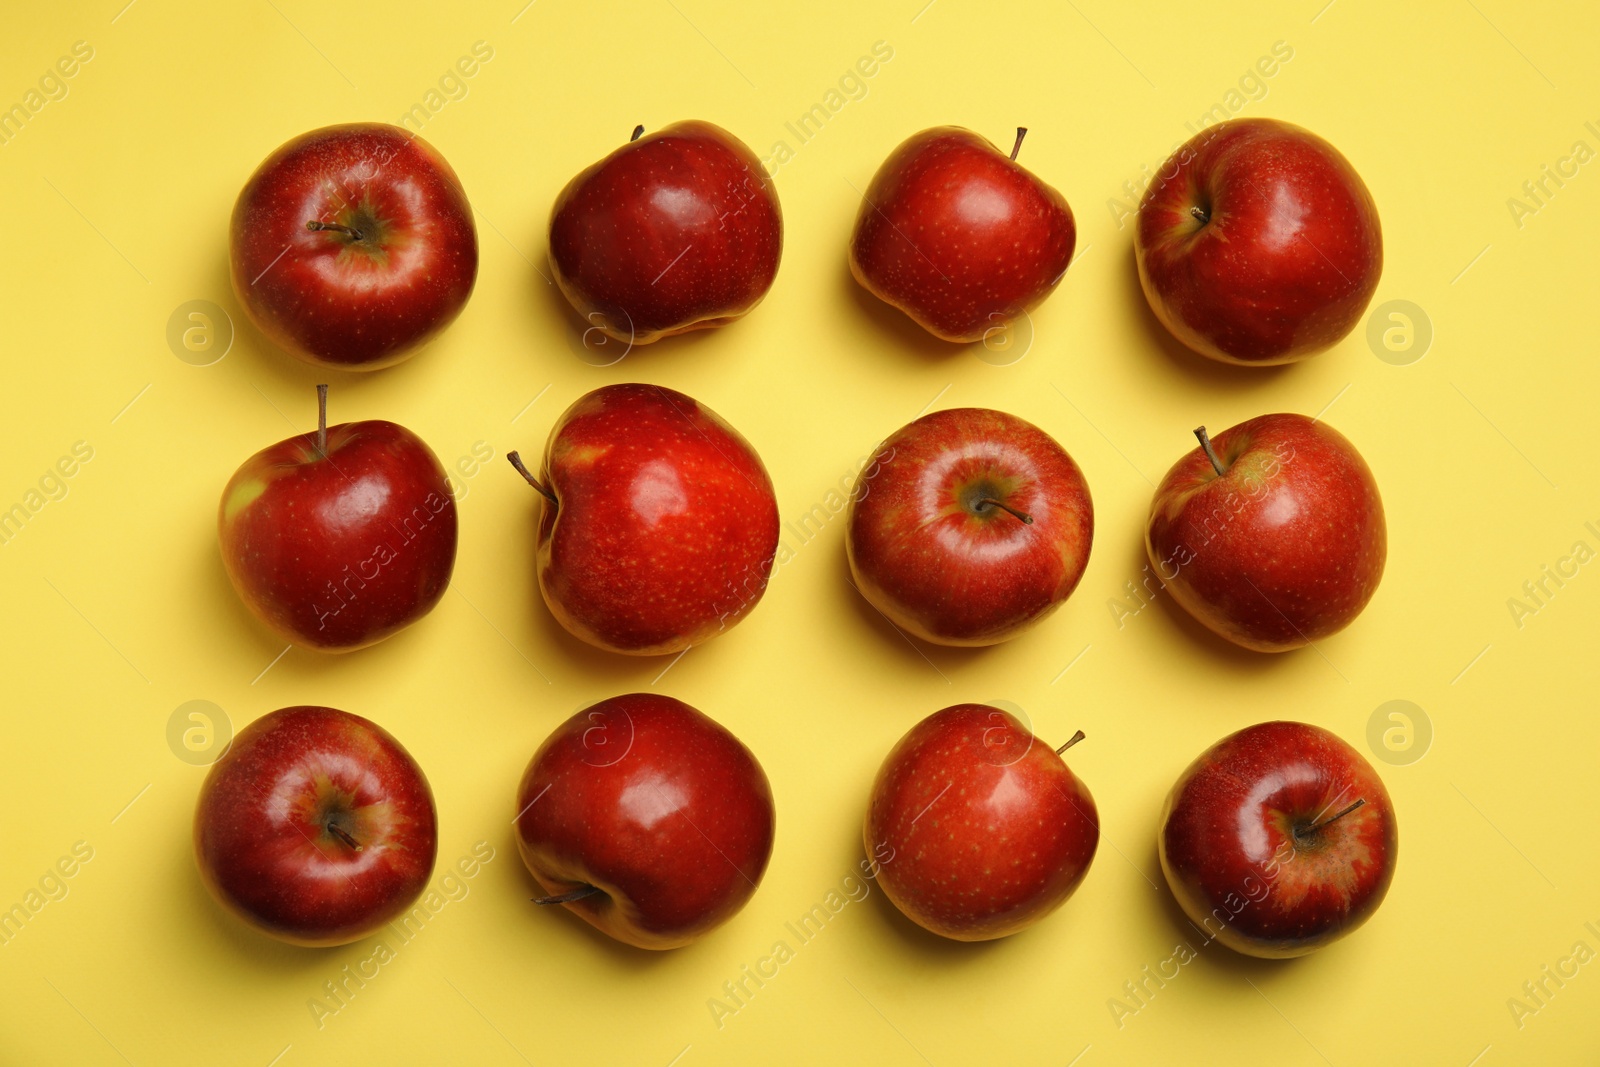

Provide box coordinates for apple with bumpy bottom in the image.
[1159,720,1398,958]
[194,705,438,947]
[514,694,775,950]
[847,407,1093,646]
[865,704,1098,941]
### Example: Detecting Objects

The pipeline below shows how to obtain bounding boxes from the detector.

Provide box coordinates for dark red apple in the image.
[507,383,779,655]
[849,126,1076,343]
[847,407,1093,645]
[219,385,457,652]
[865,704,1097,941]
[1159,720,1398,958]
[230,122,478,370]
[194,705,438,947]
[1135,117,1381,365]
[548,121,782,345]
[514,693,775,950]
[1145,413,1384,652]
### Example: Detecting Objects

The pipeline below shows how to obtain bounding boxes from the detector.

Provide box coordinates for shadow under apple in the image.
[831,541,979,684]
[1143,838,1302,984]
[837,260,970,362]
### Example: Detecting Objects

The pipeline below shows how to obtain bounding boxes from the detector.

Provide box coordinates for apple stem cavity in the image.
[1010,127,1028,161]
[534,885,603,906]
[1055,729,1086,755]
[1193,425,1228,477]
[506,450,558,506]
[630,124,645,142]
[307,219,365,242]
[1295,798,1366,841]
[1189,205,1210,225]
[326,823,363,852]
[315,384,329,458]
[978,497,1033,525]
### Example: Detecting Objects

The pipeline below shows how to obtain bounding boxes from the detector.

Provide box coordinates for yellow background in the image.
[1,0,1595,1063]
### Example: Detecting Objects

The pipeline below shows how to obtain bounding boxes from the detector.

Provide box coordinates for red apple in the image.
[849,126,1076,343]
[865,704,1097,941]
[548,121,782,345]
[1159,720,1398,958]
[507,383,779,655]
[1135,117,1381,365]
[847,407,1093,645]
[514,693,775,950]
[1145,413,1384,652]
[219,385,457,652]
[230,122,478,370]
[194,705,438,947]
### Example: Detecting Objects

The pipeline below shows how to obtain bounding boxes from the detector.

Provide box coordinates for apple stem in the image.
[307,220,365,241]
[1189,205,1209,225]
[535,885,603,906]
[978,498,1033,525]
[630,124,644,142]
[1010,127,1027,161]
[1055,729,1086,755]
[327,824,363,852]
[506,450,557,505]
[315,384,328,458]
[1193,426,1227,477]
[1295,798,1366,840]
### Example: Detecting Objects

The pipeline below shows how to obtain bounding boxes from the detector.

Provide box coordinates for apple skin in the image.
[194,705,438,947]
[1145,413,1384,652]
[548,120,782,345]
[1135,117,1381,365]
[847,408,1093,646]
[519,383,779,655]
[219,400,458,652]
[1159,720,1398,959]
[514,694,775,950]
[849,126,1076,343]
[229,122,478,370]
[865,704,1098,941]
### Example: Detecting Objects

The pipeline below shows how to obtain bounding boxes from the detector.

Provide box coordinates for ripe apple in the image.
[849,126,1076,343]
[229,122,478,370]
[507,383,779,655]
[865,704,1098,941]
[514,693,775,950]
[1145,413,1384,652]
[219,385,457,652]
[194,705,438,947]
[548,121,782,345]
[1135,117,1381,365]
[1159,720,1398,958]
[847,407,1093,645]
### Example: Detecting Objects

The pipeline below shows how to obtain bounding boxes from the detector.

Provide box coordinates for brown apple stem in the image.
[506,450,557,505]
[307,220,365,241]
[315,384,328,458]
[1010,127,1027,161]
[1295,798,1366,840]
[630,124,645,142]
[978,498,1033,525]
[1190,205,1210,224]
[1193,426,1227,477]
[327,824,363,852]
[1055,729,1086,755]
[534,885,603,906]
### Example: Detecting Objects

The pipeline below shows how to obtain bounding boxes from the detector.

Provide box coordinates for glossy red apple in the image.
[1135,117,1381,365]
[865,704,1097,941]
[219,385,457,652]
[230,122,478,370]
[1145,413,1384,652]
[514,693,775,950]
[548,121,782,345]
[507,383,779,655]
[849,126,1076,343]
[194,705,438,947]
[847,408,1093,645]
[1159,720,1398,958]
